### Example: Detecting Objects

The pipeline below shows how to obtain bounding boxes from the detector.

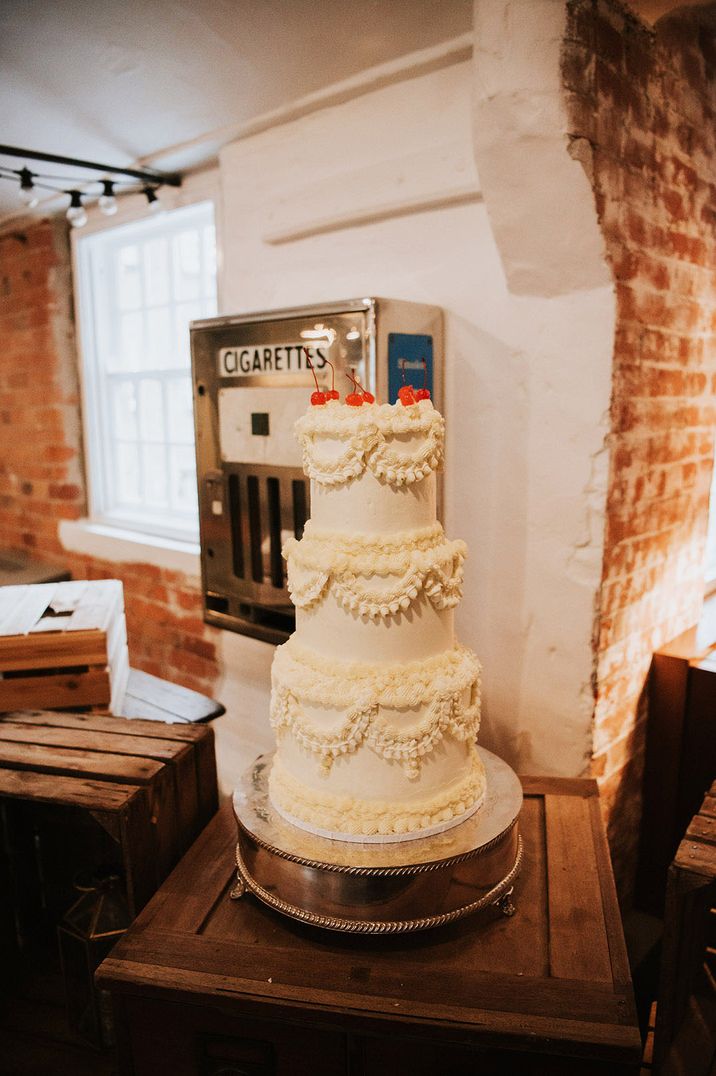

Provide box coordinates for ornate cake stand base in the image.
[231,748,523,935]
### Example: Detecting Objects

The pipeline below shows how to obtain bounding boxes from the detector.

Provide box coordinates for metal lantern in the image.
[57,867,130,1047]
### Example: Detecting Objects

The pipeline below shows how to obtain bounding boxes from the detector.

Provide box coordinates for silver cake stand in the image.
[231,747,523,934]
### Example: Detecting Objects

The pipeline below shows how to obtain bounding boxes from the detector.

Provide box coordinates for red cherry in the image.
[398,385,416,406]
[415,388,430,401]
[346,392,364,406]
[362,390,375,404]
[326,389,340,400]
[311,390,327,405]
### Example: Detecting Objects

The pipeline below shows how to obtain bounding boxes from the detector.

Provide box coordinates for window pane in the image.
[167,378,195,445]
[173,230,202,301]
[146,306,173,369]
[142,443,168,506]
[118,311,144,371]
[117,245,142,310]
[139,379,164,443]
[115,442,140,505]
[143,237,170,306]
[169,444,198,512]
[111,381,138,441]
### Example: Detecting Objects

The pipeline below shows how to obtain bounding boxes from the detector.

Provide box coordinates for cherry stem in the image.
[400,359,407,385]
[303,347,320,393]
[347,368,360,391]
[325,356,336,393]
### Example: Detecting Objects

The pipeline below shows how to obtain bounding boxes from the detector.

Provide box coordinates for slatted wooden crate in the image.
[0,580,129,714]
[0,709,219,917]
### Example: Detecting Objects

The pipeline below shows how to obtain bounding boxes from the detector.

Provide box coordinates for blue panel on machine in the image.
[388,333,433,404]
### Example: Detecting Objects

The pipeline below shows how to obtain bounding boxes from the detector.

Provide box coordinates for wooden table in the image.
[98,777,642,1075]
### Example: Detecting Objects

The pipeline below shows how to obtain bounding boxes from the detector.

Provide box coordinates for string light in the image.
[66,190,87,228]
[17,168,38,208]
[0,146,181,224]
[143,186,161,212]
[98,179,118,216]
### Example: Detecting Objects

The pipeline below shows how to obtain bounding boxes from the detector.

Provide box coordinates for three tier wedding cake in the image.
[268,385,485,842]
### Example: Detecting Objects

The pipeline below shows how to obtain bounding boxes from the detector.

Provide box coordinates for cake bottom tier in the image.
[269,743,486,842]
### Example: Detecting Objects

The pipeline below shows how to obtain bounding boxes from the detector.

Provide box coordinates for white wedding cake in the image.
[268,393,485,842]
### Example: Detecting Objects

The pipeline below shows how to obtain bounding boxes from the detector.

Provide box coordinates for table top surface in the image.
[98,775,642,1063]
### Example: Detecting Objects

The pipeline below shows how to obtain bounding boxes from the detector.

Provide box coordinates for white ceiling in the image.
[0,0,471,225]
[3,0,712,228]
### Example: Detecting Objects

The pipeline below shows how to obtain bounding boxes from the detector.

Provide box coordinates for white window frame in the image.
[71,169,222,555]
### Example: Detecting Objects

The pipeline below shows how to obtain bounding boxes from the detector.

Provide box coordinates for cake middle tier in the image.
[285,521,466,661]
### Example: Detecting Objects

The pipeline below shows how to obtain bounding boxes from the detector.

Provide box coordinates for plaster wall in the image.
[214,50,616,787]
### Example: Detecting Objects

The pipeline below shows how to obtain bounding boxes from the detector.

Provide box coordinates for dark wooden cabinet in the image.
[98,778,641,1075]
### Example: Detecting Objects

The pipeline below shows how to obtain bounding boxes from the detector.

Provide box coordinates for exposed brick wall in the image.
[564,0,716,901]
[0,217,219,696]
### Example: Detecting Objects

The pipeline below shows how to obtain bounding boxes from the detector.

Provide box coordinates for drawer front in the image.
[120,995,347,1076]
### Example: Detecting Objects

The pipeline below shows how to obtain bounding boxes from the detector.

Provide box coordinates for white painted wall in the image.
[212,30,615,790]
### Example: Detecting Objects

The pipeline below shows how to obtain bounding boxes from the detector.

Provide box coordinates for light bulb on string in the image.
[66,190,87,228]
[18,168,38,208]
[144,186,161,212]
[98,179,117,216]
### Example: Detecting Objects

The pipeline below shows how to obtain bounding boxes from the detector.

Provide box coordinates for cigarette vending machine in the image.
[190,297,443,644]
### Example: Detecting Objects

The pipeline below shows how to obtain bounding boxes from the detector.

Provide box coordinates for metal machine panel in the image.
[191,299,443,644]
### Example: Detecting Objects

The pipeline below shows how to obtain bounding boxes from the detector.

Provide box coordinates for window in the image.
[75,201,217,542]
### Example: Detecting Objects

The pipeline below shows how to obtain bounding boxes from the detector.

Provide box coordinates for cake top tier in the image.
[295,399,444,487]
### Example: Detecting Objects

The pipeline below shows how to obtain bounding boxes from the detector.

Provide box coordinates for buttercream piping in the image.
[295,399,444,487]
[273,640,481,708]
[269,746,486,836]
[285,529,467,617]
[270,644,481,776]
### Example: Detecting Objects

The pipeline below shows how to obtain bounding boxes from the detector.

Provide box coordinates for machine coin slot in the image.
[267,477,283,588]
[251,412,270,436]
[292,480,307,541]
[246,476,263,582]
[228,474,245,580]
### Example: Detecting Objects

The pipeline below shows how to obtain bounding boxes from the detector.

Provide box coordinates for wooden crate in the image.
[653,781,716,1075]
[0,581,129,714]
[98,777,642,1076]
[0,709,219,917]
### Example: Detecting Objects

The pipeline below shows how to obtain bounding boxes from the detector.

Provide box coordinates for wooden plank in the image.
[0,767,137,810]
[47,580,88,613]
[99,960,642,1062]
[0,740,163,784]
[0,628,106,669]
[5,708,209,742]
[123,667,224,722]
[588,795,634,995]
[119,695,191,723]
[545,794,613,983]
[65,580,123,632]
[0,668,111,710]
[193,724,219,827]
[120,786,160,915]
[0,584,56,637]
[0,720,188,761]
[102,930,629,1028]
[519,775,598,797]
